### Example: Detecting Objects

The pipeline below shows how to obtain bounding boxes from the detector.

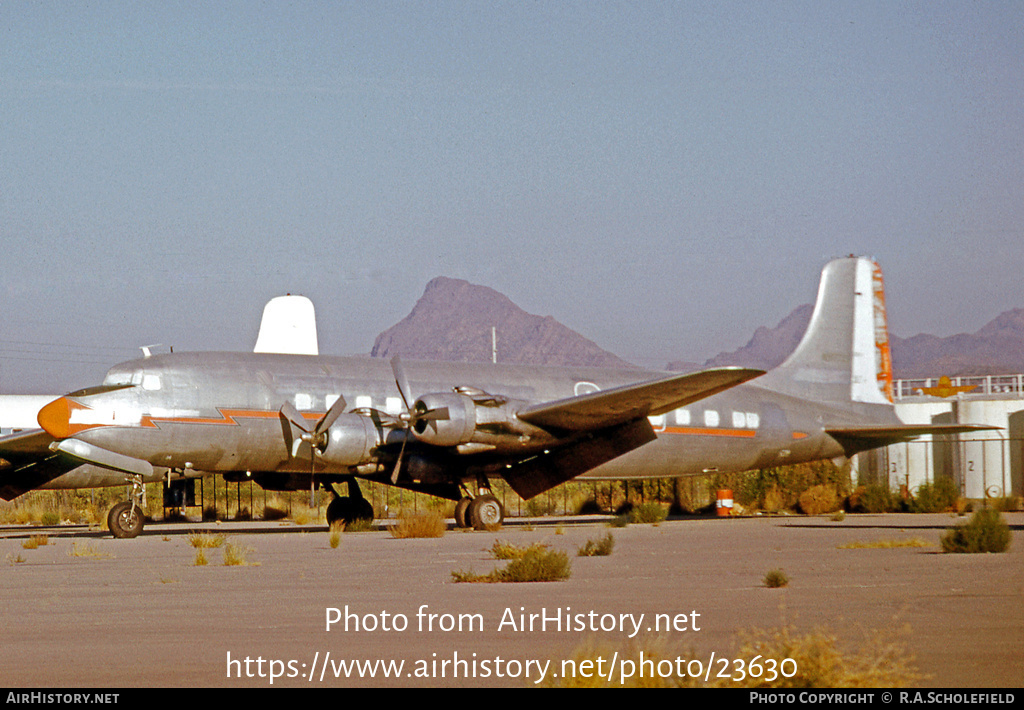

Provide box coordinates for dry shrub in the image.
[630,502,668,524]
[763,568,789,588]
[543,625,923,688]
[389,511,446,539]
[798,485,840,515]
[452,546,570,583]
[838,538,929,549]
[21,535,49,550]
[490,540,546,559]
[222,541,255,566]
[728,625,924,688]
[763,487,787,513]
[941,508,1011,553]
[577,533,615,557]
[188,531,226,548]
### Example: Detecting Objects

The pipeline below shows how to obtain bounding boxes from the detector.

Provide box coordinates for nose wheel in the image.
[107,474,147,538]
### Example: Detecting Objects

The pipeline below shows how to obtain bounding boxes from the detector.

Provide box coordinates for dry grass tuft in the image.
[543,624,924,688]
[68,541,111,559]
[577,532,615,557]
[188,531,227,548]
[728,624,925,687]
[21,535,49,550]
[452,546,571,583]
[489,540,547,560]
[389,511,446,539]
[838,538,930,549]
[222,541,256,566]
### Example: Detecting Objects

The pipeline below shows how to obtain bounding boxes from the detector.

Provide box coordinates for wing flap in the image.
[502,418,657,500]
[517,367,764,432]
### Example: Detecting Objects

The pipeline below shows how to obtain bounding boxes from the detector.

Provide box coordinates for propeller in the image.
[280,394,348,506]
[388,356,450,483]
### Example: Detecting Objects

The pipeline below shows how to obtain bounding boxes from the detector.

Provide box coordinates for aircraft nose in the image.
[37,397,75,439]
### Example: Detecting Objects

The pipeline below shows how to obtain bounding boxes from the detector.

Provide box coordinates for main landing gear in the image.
[325,477,375,528]
[454,481,505,530]
[107,474,146,539]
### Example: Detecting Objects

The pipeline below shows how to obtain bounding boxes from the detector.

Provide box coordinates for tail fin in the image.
[253,295,319,356]
[759,256,894,407]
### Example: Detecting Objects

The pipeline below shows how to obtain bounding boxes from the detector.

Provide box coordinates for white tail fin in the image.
[759,257,894,406]
[253,295,319,356]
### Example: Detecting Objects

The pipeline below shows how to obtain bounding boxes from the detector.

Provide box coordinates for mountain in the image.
[891,308,1024,377]
[694,303,1024,378]
[692,304,814,372]
[371,277,637,369]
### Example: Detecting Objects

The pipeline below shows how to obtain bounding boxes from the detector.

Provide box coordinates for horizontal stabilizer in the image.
[518,367,764,432]
[0,429,79,500]
[826,423,1001,456]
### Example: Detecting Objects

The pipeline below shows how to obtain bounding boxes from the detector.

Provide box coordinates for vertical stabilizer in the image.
[759,257,893,407]
[253,295,319,356]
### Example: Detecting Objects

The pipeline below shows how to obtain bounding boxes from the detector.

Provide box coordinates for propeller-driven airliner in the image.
[0,257,992,537]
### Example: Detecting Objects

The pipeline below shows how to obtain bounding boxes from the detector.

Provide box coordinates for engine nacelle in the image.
[319,414,382,467]
[411,392,476,447]
[411,391,558,452]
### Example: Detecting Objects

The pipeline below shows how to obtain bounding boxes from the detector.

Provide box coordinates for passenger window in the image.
[732,411,746,428]
[704,410,719,427]
[746,412,760,429]
[675,408,690,425]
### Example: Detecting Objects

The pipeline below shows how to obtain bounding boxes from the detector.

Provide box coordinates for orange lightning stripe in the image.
[140,409,324,428]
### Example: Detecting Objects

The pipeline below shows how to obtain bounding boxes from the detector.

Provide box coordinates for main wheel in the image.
[107,501,145,539]
[454,497,472,528]
[467,494,504,531]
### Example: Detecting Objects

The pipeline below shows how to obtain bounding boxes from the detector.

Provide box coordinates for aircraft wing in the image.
[517,367,765,432]
[0,428,80,501]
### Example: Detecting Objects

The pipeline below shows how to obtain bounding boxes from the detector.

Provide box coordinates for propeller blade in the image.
[390,431,409,484]
[391,356,414,412]
[280,401,312,433]
[315,394,348,437]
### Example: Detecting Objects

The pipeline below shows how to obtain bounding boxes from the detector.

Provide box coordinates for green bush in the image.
[940,509,1011,553]
[630,502,668,524]
[909,478,959,513]
[763,568,789,588]
[851,484,899,513]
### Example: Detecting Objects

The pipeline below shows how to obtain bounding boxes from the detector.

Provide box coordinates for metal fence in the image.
[856,436,1024,499]
[894,375,1024,399]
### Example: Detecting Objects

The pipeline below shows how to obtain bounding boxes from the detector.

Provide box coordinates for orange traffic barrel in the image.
[716,489,734,517]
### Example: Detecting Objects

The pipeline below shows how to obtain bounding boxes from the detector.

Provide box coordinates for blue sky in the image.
[2,2,1022,392]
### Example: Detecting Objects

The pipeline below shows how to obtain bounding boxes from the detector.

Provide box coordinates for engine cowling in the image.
[319,414,382,467]
[411,392,476,446]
